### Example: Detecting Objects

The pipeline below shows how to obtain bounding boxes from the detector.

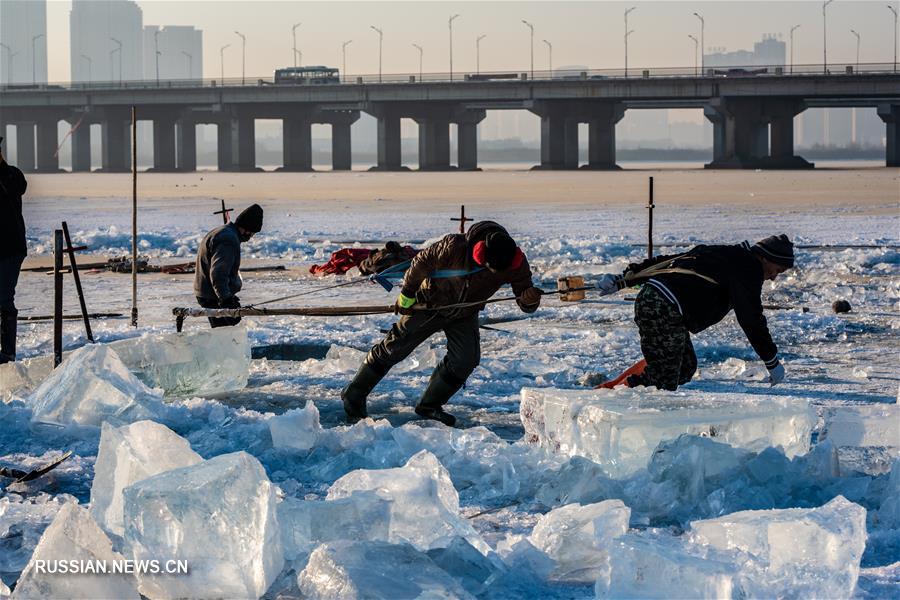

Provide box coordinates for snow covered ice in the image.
[297,540,475,600]
[269,400,322,452]
[27,344,163,430]
[521,386,814,476]
[89,420,202,537]
[12,503,139,599]
[109,325,251,397]
[122,451,283,599]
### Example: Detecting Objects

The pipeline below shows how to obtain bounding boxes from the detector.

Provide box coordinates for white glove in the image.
[595,274,623,296]
[768,362,785,385]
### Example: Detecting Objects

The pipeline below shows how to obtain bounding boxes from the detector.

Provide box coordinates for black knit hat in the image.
[234,204,264,233]
[753,234,794,268]
[483,231,517,270]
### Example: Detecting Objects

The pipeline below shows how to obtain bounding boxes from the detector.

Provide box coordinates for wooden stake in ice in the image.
[451,204,472,234]
[61,221,93,342]
[647,176,655,259]
[53,229,64,367]
[214,199,234,224]
[131,106,138,328]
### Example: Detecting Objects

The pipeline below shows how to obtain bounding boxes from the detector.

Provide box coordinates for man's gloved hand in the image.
[394,293,416,316]
[219,295,241,309]
[595,274,625,296]
[519,286,543,308]
[768,362,785,385]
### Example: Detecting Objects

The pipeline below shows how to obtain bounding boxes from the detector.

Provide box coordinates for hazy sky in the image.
[43,0,899,81]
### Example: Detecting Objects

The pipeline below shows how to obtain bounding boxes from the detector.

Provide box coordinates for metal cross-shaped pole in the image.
[61,221,94,343]
[451,204,472,234]
[214,199,234,224]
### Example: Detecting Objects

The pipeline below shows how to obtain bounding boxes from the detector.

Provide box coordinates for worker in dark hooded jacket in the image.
[342,221,542,426]
[594,235,794,390]
[0,141,28,363]
[193,204,263,328]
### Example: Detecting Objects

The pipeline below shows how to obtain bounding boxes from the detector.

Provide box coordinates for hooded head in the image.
[234,204,264,241]
[473,230,523,272]
[752,234,794,281]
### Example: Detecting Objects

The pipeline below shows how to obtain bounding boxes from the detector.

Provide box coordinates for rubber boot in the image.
[341,362,384,424]
[414,363,464,427]
[0,309,17,364]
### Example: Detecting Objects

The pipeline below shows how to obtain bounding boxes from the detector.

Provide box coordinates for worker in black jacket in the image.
[594,235,794,390]
[0,140,28,363]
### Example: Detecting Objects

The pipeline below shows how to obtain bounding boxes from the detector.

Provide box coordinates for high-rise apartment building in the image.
[70,0,143,83]
[143,25,203,82]
[0,0,48,85]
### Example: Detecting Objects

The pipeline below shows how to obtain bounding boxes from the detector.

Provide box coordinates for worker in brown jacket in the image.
[342,221,542,426]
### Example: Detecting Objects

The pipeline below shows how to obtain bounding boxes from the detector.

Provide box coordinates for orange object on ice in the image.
[596,359,648,389]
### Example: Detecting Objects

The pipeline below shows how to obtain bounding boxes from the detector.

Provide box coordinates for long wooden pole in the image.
[647,176,655,259]
[131,106,138,327]
[53,230,64,367]
[61,221,94,342]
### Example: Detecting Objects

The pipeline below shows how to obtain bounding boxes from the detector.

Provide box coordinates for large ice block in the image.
[876,457,900,528]
[90,420,202,537]
[820,403,900,448]
[689,495,867,599]
[13,503,140,599]
[0,355,53,402]
[269,401,322,452]
[529,500,630,583]
[596,533,744,600]
[326,450,490,554]
[278,491,393,560]
[521,387,814,477]
[109,325,250,397]
[0,495,76,574]
[122,451,283,600]
[28,345,162,430]
[297,540,474,600]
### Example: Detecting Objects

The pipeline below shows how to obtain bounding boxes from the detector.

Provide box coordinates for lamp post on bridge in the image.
[1,43,12,85]
[234,30,246,85]
[342,40,352,83]
[850,29,860,71]
[182,50,192,80]
[823,0,834,74]
[32,33,44,84]
[521,19,534,79]
[220,44,230,83]
[81,54,92,84]
[476,34,486,75]
[688,34,698,76]
[370,25,383,83]
[449,14,460,81]
[543,39,552,78]
[110,37,122,84]
[624,6,636,78]
[692,12,704,74]
[154,29,161,86]
[292,23,301,68]
[887,4,898,73]
[790,24,800,74]
[412,43,423,81]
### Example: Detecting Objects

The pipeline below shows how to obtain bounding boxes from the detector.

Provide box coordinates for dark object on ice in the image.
[341,362,382,423]
[1,451,73,483]
[0,152,27,364]
[234,203,264,233]
[107,255,151,273]
[309,242,417,276]
[18,312,124,322]
[752,234,795,268]
[251,343,329,361]
[832,299,852,313]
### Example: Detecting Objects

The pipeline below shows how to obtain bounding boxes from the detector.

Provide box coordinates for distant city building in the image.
[70,0,143,84]
[705,34,785,68]
[143,26,203,82]
[1,0,48,84]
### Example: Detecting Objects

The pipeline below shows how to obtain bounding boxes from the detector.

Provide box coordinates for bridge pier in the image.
[369,108,406,171]
[36,119,60,173]
[282,117,313,171]
[456,111,485,171]
[877,104,899,167]
[217,113,257,172]
[584,104,625,170]
[15,123,36,172]
[328,112,358,171]
[101,112,131,173]
[176,118,196,171]
[71,117,92,172]
[152,116,177,172]
[416,118,451,171]
[534,108,572,170]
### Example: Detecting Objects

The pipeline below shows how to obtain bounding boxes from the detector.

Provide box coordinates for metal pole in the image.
[522,20,534,79]
[32,33,44,84]
[154,29,160,85]
[235,31,246,85]
[449,14,460,81]
[61,222,94,343]
[850,29,860,70]
[81,54,92,84]
[0,43,9,85]
[688,35,698,76]
[413,44,423,81]
[53,229,63,367]
[823,0,834,74]
[693,13,704,73]
[220,44,229,82]
[131,106,138,328]
[543,39,552,78]
[890,5,899,73]
[476,34,486,75]
[342,40,352,83]
[625,6,636,78]
[182,51,192,79]
[111,38,122,84]
[790,25,800,74]
[370,26,383,83]
[647,176,654,259]
[292,23,301,68]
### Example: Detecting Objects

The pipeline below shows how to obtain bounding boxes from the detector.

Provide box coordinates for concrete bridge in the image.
[2,65,898,173]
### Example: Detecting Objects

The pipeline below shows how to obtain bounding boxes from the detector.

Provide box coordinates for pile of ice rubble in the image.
[1,332,898,598]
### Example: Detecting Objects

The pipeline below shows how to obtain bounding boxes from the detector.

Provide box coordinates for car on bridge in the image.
[274,66,340,84]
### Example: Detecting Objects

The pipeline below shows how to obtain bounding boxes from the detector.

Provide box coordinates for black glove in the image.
[219,295,241,309]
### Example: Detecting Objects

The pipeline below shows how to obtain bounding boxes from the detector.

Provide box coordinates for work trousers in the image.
[633,284,698,391]
[0,255,24,362]
[196,296,242,329]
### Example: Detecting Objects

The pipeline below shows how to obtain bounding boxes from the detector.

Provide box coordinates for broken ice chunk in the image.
[327,450,490,555]
[269,401,322,452]
[0,494,77,574]
[28,345,163,430]
[0,355,53,402]
[876,458,900,528]
[426,537,505,596]
[521,387,814,477]
[110,325,251,397]
[123,451,283,600]
[820,403,900,448]
[528,499,630,582]
[297,540,474,600]
[13,503,140,599]
[596,532,743,600]
[90,421,202,537]
[689,495,867,599]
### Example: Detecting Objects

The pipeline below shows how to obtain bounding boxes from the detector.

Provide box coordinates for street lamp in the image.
[0,42,11,85]
[888,4,898,73]
[476,34,486,75]
[182,50,192,80]
[220,44,230,82]
[625,6,636,78]
[154,29,161,85]
[110,37,122,84]
[543,39,552,78]
[412,43,423,81]
[850,29,860,70]
[234,30,246,85]
[823,0,834,74]
[370,25,383,83]
[342,40,352,83]
[688,34,698,76]
[692,12,704,74]
[522,19,534,80]
[790,24,800,74]
[449,14,460,81]
[81,54,92,84]
[292,23,301,68]
[31,33,44,84]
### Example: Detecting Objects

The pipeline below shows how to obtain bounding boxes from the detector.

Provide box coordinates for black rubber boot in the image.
[414,363,465,427]
[0,309,17,364]
[341,362,385,424]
